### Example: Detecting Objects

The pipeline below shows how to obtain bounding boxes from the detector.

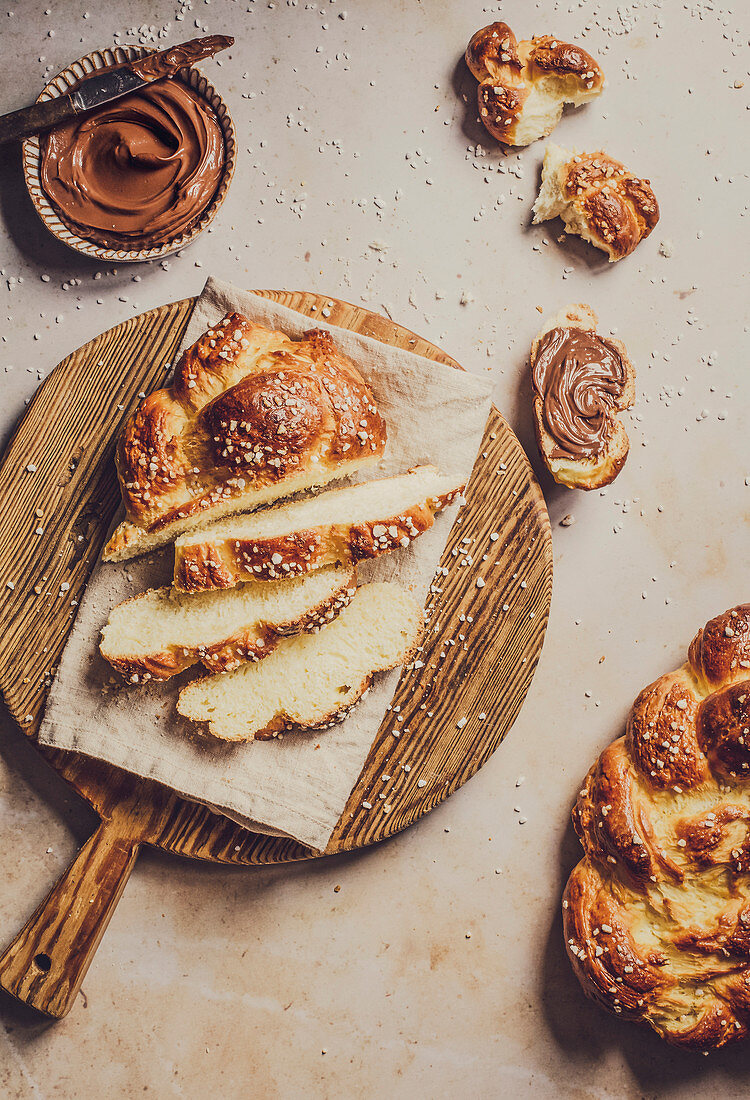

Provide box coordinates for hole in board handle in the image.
[33,953,52,973]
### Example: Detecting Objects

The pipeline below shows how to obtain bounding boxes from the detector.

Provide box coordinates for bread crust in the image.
[564,604,750,1051]
[100,565,358,681]
[466,22,604,147]
[172,471,463,593]
[530,303,635,490]
[103,312,387,561]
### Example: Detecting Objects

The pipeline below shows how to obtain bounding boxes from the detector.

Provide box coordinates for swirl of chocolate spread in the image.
[532,326,626,459]
[39,78,225,248]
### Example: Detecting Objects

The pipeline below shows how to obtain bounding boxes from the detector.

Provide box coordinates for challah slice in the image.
[531,303,635,490]
[173,465,463,593]
[177,581,423,742]
[100,563,357,682]
[533,143,659,261]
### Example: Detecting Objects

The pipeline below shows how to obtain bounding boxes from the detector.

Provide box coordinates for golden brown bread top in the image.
[465,22,603,146]
[107,313,386,557]
[465,21,522,81]
[564,604,750,1051]
[561,151,659,260]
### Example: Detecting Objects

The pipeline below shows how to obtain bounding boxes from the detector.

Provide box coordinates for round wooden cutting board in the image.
[0,292,553,1018]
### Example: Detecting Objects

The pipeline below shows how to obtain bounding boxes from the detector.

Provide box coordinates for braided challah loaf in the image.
[103,312,387,562]
[564,604,750,1051]
[465,22,604,147]
[534,144,659,261]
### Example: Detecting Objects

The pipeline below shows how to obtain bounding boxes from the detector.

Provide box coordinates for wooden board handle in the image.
[0,819,139,1018]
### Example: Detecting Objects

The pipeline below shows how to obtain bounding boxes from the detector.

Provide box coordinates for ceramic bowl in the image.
[22,45,236,262]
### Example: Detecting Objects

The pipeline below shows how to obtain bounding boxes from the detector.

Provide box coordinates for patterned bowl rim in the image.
[22,45,236,263]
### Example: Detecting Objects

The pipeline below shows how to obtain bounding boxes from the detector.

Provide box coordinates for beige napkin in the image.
[38,278,493,852]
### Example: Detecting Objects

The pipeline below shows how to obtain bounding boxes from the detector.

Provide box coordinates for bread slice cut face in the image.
[173,464,463,593]
[100,563,357,682]
[177,581,423,742]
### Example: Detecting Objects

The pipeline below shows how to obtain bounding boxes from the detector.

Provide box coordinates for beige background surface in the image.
[1,1,749,1097]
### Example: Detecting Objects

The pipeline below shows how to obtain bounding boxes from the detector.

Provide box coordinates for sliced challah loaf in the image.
[177,581,423,742]
[173,465,463,593]
[100,563,357,682]
[103,312,387,562]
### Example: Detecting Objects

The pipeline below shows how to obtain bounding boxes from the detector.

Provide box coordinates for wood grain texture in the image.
[0,291,552,1016]
[0,820,139,1017]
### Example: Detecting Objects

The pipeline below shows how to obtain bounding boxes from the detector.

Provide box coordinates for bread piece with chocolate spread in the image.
[530,304,635,490]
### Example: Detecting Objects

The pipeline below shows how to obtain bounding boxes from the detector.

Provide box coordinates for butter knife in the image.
[0,34,234,145]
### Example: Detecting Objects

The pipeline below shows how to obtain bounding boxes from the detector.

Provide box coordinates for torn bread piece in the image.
[100,563,358,682]
[466,22,604,147]
[533,144,659,261]
[531,304,635,490]
[177,581,423,742]
[173,464,463,593]
[103,311,387,562]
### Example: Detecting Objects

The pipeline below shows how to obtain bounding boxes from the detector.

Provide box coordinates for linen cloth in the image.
[38,278,493,852]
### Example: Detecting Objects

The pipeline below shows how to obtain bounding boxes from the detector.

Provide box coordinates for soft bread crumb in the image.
[532,143,576,224]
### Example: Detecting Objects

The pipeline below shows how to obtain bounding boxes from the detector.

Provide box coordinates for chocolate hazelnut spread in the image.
[130,36,233,81]
[39,77,225,248]
[532,326,626,460]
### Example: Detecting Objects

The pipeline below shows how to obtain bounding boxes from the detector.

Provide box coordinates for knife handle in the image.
[0,94,76,145]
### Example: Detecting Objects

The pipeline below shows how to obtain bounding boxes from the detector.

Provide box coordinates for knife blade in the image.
[0,34,234,146]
